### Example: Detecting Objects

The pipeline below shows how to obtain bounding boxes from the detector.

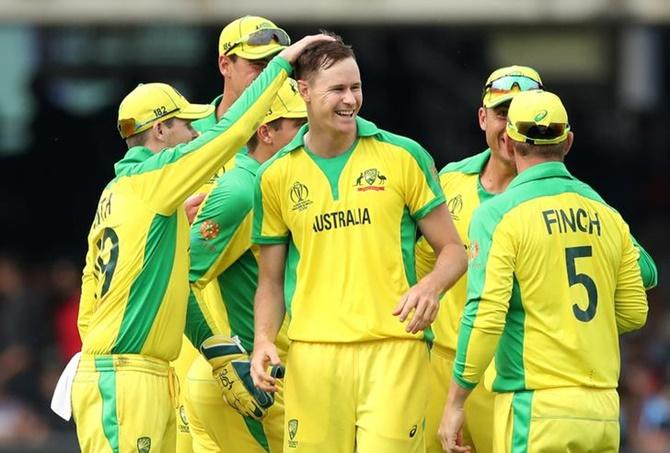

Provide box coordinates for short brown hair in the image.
[294,31,355,81]
[247,117,307,152]
[512,140,567,160]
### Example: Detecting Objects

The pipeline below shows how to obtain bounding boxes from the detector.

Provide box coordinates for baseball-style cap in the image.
[117,83,214,139]
[506,90,570,145]
[482,65,543,108]
[218,16,290,60]
[263,79,307,124]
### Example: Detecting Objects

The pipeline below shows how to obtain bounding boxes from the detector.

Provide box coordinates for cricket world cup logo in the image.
[289,182,313,212]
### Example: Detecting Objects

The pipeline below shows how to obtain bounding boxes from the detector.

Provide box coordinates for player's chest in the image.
[443,175,484,244]
[282,160,404,232]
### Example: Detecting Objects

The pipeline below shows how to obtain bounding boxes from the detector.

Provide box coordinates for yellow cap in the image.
[218,16,290,59]
[482,65,543,108]
[117,83,214,138]
[263,79,307,124]
[506,90,570,145]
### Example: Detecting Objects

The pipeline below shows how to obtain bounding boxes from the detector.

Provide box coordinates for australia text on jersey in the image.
[312,208,372,232]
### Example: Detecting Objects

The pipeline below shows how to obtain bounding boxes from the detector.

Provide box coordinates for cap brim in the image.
[175,103,215,120]
[483,93,515,108]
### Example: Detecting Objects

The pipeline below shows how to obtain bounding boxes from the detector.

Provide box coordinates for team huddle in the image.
[62,14,656,453]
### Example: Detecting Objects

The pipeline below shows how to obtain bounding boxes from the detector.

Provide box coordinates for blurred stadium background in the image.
[0,1,668,451]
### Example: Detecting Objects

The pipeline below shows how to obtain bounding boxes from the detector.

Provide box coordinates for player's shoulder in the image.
[440,149,491,176]
[370,122,430,162]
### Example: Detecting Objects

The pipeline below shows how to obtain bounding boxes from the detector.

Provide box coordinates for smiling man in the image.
[250,33,467,453]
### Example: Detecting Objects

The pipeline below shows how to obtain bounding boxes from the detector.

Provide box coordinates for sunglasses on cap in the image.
[483,75,543,101]
[223,28,291,56]
[508,121,570,145]
[118,106,179,138]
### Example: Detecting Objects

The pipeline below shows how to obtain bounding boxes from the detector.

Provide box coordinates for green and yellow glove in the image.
[200,335,274,420]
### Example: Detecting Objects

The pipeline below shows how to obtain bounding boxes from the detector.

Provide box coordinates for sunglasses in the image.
[118,106,179,138]
[223,28,291,56]
[508,120,570,145]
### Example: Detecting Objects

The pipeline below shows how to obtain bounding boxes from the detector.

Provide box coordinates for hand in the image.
[251,340,282,392]
[200,335,275,420]
[185,193,206,224]
[278,33,336,64]
[438,403,470,453]
[392,279,440,334]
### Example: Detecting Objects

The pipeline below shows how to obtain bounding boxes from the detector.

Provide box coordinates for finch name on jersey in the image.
[312,207,371,233]
[542,207,601,236]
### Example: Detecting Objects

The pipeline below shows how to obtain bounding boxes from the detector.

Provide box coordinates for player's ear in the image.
[219,55,230,78]
[477,107,487,131]
[297,79,310,102]
[257,124,273,145]
[502,132,515,160]
[562,131,574,158]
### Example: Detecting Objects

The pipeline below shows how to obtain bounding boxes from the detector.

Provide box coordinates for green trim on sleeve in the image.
[452,370,478,390]
[253,235,289,245]
[631,237,658,289]
[400,207,418,286]
[284,238,300,318]
[413,196,446,221]
[492,277,526,392]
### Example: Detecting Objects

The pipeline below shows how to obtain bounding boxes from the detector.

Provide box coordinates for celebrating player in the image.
[184,79,307,453]
[71,34,332,453]
[251,33,467,452]
[171,15,292,451]
[417,65,658,453]
[439,90,649,452]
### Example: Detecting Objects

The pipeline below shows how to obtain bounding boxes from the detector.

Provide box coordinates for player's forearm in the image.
[253,283,286,346]
[422,242,467,296]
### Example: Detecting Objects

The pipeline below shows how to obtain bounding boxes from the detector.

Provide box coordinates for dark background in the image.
[0,22,667,452]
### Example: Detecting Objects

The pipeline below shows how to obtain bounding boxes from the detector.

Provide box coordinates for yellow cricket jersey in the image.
[191,94,240,190]
[189,153,280,353]
[454,162,648,392]
[415,150,657,353]
[77,56,292,362]
[415,150,494,351]
[253,117,445,343]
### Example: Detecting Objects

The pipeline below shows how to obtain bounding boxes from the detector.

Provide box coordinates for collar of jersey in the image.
[114,146,155,176]
[281,116,380,153]
[507,161,573,190]
[235,151,261,175]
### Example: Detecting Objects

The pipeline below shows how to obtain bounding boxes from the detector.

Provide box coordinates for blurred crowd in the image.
[0,247,666,451]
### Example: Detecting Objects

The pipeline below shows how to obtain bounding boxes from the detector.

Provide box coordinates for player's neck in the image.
[304,127,356,158]
[516,155,563,174]
[216,91,237,121]
[480,151,516,194]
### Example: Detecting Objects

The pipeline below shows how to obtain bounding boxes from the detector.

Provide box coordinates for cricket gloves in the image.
[200,335,274,420]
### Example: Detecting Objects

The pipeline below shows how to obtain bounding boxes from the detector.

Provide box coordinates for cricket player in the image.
[251,34,467,453]
[416,66,658,453]
[171,16,291,451]
[183,79,307,453]
[439,90,649,452]
[71,34,331,453]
